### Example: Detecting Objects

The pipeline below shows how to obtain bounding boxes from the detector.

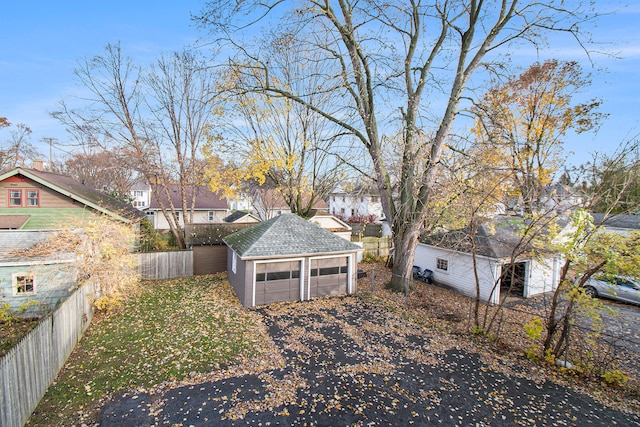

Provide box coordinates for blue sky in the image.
[1,1,639,168]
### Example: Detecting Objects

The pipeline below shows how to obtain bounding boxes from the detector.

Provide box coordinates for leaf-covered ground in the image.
[26,274,282,426]
[100,296,639,426]
[26,264,640,426]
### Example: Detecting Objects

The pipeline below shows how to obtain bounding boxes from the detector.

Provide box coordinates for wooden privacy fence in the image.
[350,223,383,238]
[137,250,193,280]
[0,282,95,427]
[360,236,392,257]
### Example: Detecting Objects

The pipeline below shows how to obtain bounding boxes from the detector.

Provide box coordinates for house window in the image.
[351,209,355,216]
[134,190,144,198]
[332,196,335,201]
[26,190,39,206]
[436,258,449,272]
[208,211,215,221]
[371,196,378,203]
[340,208,345,215]
[342,196,346,202]
[14,273,35,294]
[9,190,21,206]
[360,197,364,202]
[232,252,237,274]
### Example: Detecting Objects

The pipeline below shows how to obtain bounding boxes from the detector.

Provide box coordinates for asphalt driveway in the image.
[100,297,639,426]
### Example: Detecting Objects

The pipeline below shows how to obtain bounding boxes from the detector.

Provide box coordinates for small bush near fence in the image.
[0,317,39,358]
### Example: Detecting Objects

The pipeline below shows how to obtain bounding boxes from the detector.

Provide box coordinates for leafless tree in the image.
[52,44,221,248]
[0,123,43,171]
[57,150,136,198]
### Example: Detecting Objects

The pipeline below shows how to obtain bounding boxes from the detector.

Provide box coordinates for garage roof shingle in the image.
[223,213,361,258]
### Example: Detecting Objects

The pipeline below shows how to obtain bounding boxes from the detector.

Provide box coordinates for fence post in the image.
[564,322,570,367]
[468,297,473,332]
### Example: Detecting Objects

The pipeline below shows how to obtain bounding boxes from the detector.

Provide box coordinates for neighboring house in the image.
[309,212,352,241]
[415,217,563,304]
[130,180,152,210]
[224,211,261,224]
[328,184,383,221]
[501,183,585,216]
[145,184,228,230]
[227,190,253,213]
[224,213,362,307]
[0,167,144,230]
[591,213,640,236]
[540,183,585,213]
[252,188,329,220]
[0,230,77,316]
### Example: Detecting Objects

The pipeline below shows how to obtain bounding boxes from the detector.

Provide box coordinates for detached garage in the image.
[224,214,362,307]
[414,216,563,304]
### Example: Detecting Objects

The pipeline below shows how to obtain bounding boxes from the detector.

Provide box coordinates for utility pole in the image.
[41,137,57,167]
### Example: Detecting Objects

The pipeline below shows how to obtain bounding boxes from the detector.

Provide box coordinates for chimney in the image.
[32,159,44,171]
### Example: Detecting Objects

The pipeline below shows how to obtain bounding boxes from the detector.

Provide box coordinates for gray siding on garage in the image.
[226,247,248,306]
[224,214,362,307]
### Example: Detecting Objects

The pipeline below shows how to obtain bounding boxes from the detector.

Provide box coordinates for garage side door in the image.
[309,257,348,298]
[193,245,227,275]
[255,260,302,305]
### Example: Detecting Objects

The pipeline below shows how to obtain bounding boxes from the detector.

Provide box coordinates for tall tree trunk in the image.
[389,221,421,294]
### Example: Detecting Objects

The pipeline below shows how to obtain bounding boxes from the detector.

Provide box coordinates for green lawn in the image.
[27,274,273,426]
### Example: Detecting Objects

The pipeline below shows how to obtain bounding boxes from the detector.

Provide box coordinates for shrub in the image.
[0,303,13,324]
[602,369,628,387]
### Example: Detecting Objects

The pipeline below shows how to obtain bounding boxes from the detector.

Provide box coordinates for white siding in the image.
[415,243,559,303]
[525,257,560,297]
[329,193,383,219]
[414,243,501,304]
[150,209,227,230]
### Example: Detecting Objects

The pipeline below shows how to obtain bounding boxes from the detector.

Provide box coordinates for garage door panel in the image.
[265,261,296,272]
[254,280,266,306]
[255,260,302,305]
[316,283,346,296]
[264,288,294,304]
[309,256,349,299]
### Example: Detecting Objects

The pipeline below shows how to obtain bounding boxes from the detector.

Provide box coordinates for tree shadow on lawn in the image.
[101,297,640,426]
